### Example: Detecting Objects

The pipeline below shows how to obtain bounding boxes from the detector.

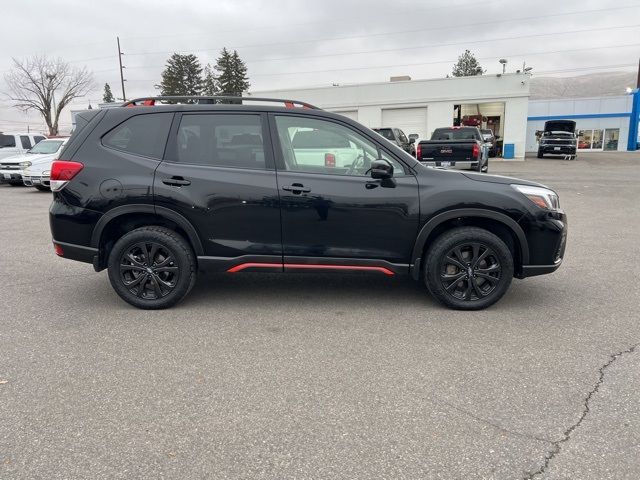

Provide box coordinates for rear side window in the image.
[103,113,173,159]
[0,135,16,148]
[175,114,266,169]
[20,136,32,149]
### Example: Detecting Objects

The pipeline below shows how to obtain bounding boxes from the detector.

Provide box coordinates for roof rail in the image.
[121,96,320,110]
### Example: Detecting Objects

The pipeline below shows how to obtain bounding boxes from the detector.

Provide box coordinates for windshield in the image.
[28,140,64,154]
[374,128,395,141]
[0,134,16,148]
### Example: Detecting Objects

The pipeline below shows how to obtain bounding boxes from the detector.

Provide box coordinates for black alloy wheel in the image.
[424,227,514,310]
[119,242,179,300]
[439,243,501,301]
[107,226,196,309]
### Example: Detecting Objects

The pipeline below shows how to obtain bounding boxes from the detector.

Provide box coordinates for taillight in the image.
[472,143,480,159]
[53,243,64,256]
[325,153,336,167]
[50,160,83,192]
[416,143,422,159]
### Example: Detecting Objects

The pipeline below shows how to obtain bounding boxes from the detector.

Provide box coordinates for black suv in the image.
[49,96,567,310]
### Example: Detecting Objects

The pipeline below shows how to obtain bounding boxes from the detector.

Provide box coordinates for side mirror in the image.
[408,134,419,143]
[370,158,394,179]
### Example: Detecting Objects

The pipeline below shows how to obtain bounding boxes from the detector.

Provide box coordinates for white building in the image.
[526,95,635,153]
[252,73,531,159]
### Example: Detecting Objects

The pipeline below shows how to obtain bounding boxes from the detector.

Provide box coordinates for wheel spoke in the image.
[120,263,145,272]
[442,273,466,291]
[453,247,468,265]
[126,273,148,290]
[149,243,160,265]
[477,264,500,274]
[445,255,466,270]
[473,249,489,267]
[471,277,486,298]
[464,279,473,300]
[150,275,163,298]
[476,272,500,283]
[471,243,480,263]
[126,253,145,268]
[155,254,174,268]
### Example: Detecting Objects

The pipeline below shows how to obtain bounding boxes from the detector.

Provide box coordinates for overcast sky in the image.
[1,0,638,132]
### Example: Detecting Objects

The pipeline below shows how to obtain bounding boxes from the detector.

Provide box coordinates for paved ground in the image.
[0,152,639,479]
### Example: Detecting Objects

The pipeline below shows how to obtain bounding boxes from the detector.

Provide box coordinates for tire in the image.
[35,185,49,192]
[107,226,196,309]
[537,150,543,159]
[424,227,514,310]
[481,158,489,173]
[8,181,23,186]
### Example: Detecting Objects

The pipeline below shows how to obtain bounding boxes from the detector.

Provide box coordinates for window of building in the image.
[603,129,620,151]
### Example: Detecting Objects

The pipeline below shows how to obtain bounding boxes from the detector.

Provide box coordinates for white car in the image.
[19,138,69,190]
[0,132,47,161]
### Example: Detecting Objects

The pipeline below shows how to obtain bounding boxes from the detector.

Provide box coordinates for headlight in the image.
[19,161,32,168]
[512,184,560,211]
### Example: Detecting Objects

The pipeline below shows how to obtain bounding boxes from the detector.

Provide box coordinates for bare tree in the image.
[4,56,95,135]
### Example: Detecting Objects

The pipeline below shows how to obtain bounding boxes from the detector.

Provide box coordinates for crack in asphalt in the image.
[524,343,639,479]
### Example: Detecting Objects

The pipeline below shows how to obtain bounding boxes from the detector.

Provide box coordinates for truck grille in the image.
[0,163,20,170]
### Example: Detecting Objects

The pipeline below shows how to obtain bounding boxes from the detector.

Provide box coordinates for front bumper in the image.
[518,210,568,278]
[0,170,22,182]
[539,144,576,155]
[23,174,50,187]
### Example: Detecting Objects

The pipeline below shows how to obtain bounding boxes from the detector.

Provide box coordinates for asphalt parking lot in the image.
[1,152,639,479]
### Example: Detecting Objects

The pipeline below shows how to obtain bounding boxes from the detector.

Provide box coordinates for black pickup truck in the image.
[373,127,418,156]
[537,120,577,159]
[416,126,489,172]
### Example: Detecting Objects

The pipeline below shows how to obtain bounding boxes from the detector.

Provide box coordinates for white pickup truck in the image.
[20,138,69,190]
[0,132,48,185]
[290,128,361,171]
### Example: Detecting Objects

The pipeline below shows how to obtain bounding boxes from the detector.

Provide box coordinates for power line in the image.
[125,4,640,57]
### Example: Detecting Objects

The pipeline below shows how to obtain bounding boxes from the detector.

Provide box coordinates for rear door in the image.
[155,111,282,263]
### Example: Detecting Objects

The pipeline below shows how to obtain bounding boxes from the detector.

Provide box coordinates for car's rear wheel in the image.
[424,227,513,310]
[107,226,196,309]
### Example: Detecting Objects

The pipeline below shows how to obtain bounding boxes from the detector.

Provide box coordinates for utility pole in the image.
[117,36,126,101]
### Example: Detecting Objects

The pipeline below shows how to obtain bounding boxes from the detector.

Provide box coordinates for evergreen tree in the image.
[202,64,219,96]
[452,50,485,77]
[102,83,115,103]
[156,53,204,97]
[215,48,250,102]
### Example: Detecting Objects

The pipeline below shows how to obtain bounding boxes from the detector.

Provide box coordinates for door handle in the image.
[282,183,311,194]
[162,177,191,187]
[365,181,379,190]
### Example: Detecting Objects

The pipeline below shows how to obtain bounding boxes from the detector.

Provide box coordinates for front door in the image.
[270,114,420,269]
[155,112,282,266]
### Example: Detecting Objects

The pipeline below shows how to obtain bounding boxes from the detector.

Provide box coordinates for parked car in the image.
[288,128,360,169]
[0,132,47,161]
[372,128,417,156]
[480,129,498,157]
[21,137,69,191]
[416,126,489,172]
[49,96,567,311]
[537,120,577,159]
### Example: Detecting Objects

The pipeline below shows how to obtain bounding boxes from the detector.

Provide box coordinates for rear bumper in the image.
[521,259,562,277]
[23,174,50,187]
[52,239,98,265]
[0,170,22,182]
[420,160,479,170]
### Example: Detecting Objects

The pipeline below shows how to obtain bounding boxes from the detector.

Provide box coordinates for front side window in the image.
[0,134,16,148]
[20,136,32,149]
[275,116,406,176]
[103,113,173,158]
[175,114,266,169]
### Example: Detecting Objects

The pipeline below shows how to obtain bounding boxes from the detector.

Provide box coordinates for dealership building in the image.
[253,74,640,158]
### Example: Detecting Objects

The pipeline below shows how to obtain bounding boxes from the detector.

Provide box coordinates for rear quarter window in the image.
[102,113,173,159]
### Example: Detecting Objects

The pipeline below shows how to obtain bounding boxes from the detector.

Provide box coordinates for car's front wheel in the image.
[424,227,514,310]
[107,226,196,309]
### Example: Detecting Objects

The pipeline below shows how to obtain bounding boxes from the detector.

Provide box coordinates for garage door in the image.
[382,107,428,141]
[331,110,358,121]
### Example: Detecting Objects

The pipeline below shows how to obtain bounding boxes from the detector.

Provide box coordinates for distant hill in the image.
[530,71,637,99]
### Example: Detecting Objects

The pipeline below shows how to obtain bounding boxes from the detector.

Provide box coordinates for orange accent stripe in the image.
[226,263,282,273]
[226,262,394,276]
